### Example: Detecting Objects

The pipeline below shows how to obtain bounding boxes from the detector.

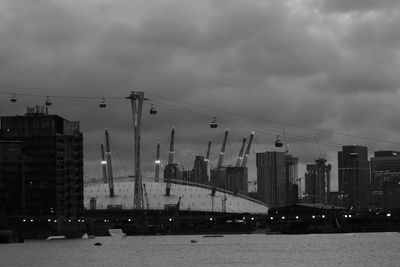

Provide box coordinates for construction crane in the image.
[105,128,114,197]
[241,132,254,168]
[235,136,247,167]
[142,183,150,209]
[314,137,325,159]
[165,127,175,196]
[205,140,212,162]
[100,143,107,184]
[211,129,229,196]
[154,142,160,182]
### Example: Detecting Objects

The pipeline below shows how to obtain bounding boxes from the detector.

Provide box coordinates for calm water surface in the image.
[1,232,399,266]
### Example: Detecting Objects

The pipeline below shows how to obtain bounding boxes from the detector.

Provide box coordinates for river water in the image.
[1,232,399,266]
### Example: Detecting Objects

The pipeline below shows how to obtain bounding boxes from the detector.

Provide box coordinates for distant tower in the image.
[126,91,146,209]
[338,145,370,210]
[256,151,298,207]
[305,158,331,204]
[193,156,208,184]
[370,151,400,211]
[256,151,286,207]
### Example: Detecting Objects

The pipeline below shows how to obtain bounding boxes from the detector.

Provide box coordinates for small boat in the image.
[47,235,66,240]
[190,239,198,243]
[108,228,126,238]
[94,242,102,246]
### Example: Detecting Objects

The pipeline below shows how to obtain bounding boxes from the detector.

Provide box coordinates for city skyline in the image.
[2,1,400,191]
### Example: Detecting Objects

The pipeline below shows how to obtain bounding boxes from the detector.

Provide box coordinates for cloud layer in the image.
[2,0,400,191]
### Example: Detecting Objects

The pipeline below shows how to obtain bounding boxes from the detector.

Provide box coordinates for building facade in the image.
[0,107,83,220]
[338,145,370,210]
[256,151,298,208]
[285,155,299,205]
[370,151,400,211]
[192,156,208,185]
[305,158,331,204]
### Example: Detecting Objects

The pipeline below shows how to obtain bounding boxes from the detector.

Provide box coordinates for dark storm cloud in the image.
[316,0,400,13]
[2,0,400,190]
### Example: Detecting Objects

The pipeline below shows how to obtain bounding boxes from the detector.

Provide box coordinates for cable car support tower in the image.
[127,91,147,209]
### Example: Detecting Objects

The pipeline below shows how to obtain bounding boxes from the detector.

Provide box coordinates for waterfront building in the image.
[0,106,83,220]
[338,145,370,210]
[305,158,331,204]
[370,151,400,211]
[256,151,298,208]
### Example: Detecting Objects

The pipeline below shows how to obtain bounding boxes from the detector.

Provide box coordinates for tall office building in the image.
[370,151,400,211]
[256,151,298,208]
[0,106,83,220]
[305,158,331,204]
[226,166,248,194]
[285,155,299,205]
[211,166,248,194]
[338,145,370,210]
[192,156,208,185]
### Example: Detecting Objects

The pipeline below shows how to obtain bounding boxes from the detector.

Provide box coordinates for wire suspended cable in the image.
[145,92,400,147]
[2,86,400,149]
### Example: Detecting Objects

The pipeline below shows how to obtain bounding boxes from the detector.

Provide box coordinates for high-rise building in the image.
[370,151,400,211]
[304,158,331,204]
[338,145,370,210]
[0,107,83,220]
[211,166,248,194]
[226,166,248,194]
[285,155,299,205]
[192,156,208,185]
[256,151,298,208]
[163,163,181,181]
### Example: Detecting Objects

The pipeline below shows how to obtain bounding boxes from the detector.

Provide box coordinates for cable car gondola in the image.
[10,93,17,103]
[210,117,218,128]
[99,98,106,108]
[275,135,283,148]
[150,104,157,115]
[45,96,52,106]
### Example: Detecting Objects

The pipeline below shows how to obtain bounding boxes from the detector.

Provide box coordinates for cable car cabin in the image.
[275,135,283,148]
[210,117,218,128]
[99,98,106,108]
[150,104,157,115]
[45,96,52,106]
[10,94,17,103]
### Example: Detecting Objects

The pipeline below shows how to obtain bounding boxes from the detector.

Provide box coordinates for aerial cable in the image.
[3,87,400,147]
[146,92,400,147]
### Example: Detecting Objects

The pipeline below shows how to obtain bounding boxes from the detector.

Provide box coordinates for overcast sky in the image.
[2,0,400,192]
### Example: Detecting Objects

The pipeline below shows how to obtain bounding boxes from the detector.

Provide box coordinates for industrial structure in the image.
[86,91,268,225]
